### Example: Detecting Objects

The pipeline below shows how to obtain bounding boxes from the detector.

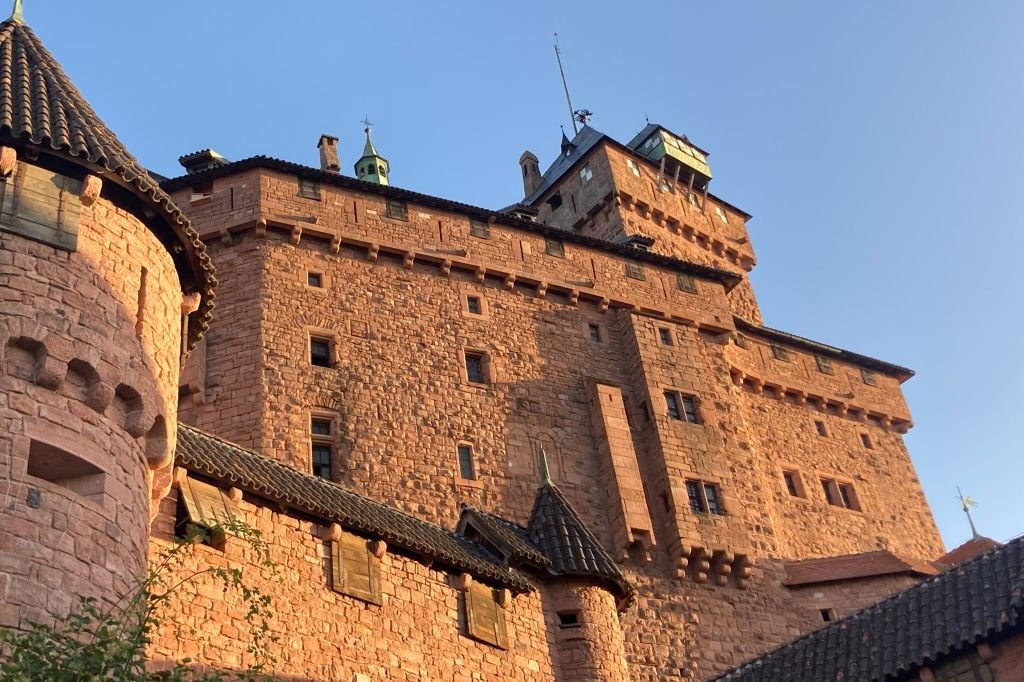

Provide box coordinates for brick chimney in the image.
[318,134,340,173]
[519,150,541,197]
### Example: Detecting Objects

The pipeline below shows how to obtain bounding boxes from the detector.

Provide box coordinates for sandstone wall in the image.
[1,185,183,628]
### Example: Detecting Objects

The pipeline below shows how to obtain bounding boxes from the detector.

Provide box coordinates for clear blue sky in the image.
[30,1,1023,548]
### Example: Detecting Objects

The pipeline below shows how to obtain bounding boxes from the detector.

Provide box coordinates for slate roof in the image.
[783,550,939,587]
[715,535,1024,682]
[734,316,915,380]
[0,15,215,349]
[937,537,1000,568]
[159,154,740,289]
[526,481,635,606]
[522,125,605,205]
[175,424,532,592]
[458,506,551,568]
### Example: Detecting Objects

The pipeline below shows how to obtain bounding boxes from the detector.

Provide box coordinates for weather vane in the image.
[573,109,593,127]
[361,115,374,133]
[956,487,981,539]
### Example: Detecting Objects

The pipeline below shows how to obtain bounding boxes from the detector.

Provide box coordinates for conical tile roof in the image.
[0,13,215,347]
[526,481,634,605]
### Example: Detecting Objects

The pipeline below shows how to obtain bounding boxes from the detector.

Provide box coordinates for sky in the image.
[27,1,1024,548]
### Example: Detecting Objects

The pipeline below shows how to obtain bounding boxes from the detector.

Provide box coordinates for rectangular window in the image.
[307,272,323,288]
[838,483,860,511]
[676,273,698,294]
[659,328,674,346]
[330,530,382,605]
[734,333,749,349]
[783,470,801,498]
[545,236,565,257]
[860,433,872,449]
[464,580,508,649]
[714,205,728,223]
[815,355,834,375]
[579,165,593,183]
[665,392,681,420]
[861,368,878,386]
[557,612,580,629]
[588,323,602,343]
[465,352,486,384]
[822,478,838,506]
[176,476,236,544]
[311,418,331,436]
[386,198,408,221]
[312,444,332,480]
[626,159,641,177]
[457,444,475,480]
[298,178,321,200]
[681,395,700,424]
[625,262,645,280]
[470,217,490,238]
[820,608,836,622]
[686,479,724,515]
[466,295,482,315]
[771,344,790,361]
[310,337,331,367]
[814,420,828,437]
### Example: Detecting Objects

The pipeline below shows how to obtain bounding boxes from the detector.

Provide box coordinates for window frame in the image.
[298,178,321,200]
[665,391,682,420]
[686,478,725,516]
[456,443,476,481]
[469,217,490,239]
[771,344,790,362]
[307,271,324,288]
[309,335,333,368]
[578,164,593,184]
[861,368,879,386]
[676,273,698,294]
[626,159,641,177]
[588,323,602,343]
[815,355,834,375]
[625,261,646,281]
[680,394,701,424]
[814,420,828,437]
[544,236,565,258]
[860,433,873,449]
[782,469,806,498]
[658,327,674,346]
[462,349,490,385]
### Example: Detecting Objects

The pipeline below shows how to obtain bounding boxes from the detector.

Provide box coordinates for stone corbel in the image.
[181,292,202,315]
[498,588,511,607]
[322,523,342,542]
[568,289,579,306]
[403,251,415,269]
[711,550,734,587]
[503,273,516,290]
[536,281,548,299]
[367,244,379,262]
[474,266,486,283]
[172,466,189,487]
[219,228,234,245]
[227,487,243,502]
[733,555,752,590]
[329,234,341,254]
[289,224,302,245]
[690,547,710,583]
[0,145,16,176]
[369,539,387,559]
[254,218,268,239]
[598,297,610,313]
[440,259,452,277]
[80,174,102,206]
[453,573,471,592]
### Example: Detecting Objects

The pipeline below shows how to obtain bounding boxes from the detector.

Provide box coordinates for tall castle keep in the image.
[0,9,968,682]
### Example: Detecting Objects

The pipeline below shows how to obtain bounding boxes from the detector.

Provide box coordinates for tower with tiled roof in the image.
[0,0,215,627]
[354,125,389,186]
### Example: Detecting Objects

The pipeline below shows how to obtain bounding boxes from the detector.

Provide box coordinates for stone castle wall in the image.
[165,166,943,679]
[1,183,183,628]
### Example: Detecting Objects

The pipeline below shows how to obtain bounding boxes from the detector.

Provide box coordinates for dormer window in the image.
[579,165,593,183]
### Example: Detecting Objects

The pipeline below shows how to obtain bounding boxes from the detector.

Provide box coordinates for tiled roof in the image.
[715,536,1024,682]
[937,537,1000,567]
[783,550,939,587]
[175,424,532,592]
[734,316,915,380]
[0,16,215,349]
[158,155,742,289]
[457,506,551,568]
[526,481,635,605]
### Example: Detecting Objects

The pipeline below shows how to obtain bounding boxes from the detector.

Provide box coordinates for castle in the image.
[2,7,1022,681]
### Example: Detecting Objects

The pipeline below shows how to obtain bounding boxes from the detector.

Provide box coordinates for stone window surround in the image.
[454,440,484,489]
[306,327,340,368]
[458,346,494,387]
[779,465,808,499]
[16,419,109,512]
[661,388,702,424]
[303,269,329,290]
[658,326,675,346]
[682,474,728,516]
[582,319,604,343]
[819,474,863,512]
[309,410,338,470]
[460,290,490,319]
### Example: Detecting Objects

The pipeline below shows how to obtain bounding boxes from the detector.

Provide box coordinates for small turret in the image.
[354,125,389,186]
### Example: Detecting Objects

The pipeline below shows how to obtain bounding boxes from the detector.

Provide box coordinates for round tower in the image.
[545,579,631,682]
[0,6,214,628]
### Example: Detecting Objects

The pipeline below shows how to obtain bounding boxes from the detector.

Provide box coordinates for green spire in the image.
[354,124,389,186]
[9,0,24,24]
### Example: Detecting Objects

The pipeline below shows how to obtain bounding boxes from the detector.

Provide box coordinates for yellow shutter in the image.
[465,581,508,649]
[331,531,381,605]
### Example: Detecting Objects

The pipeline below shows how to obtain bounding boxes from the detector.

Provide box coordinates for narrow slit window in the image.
[814,420,828,437]
[783,470,801,498]
[860,433,873,449]
[588,323,602,343]
[820,608,836,622]
[457,444,475,480]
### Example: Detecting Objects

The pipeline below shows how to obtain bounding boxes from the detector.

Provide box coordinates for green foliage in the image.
[0,518,280,681]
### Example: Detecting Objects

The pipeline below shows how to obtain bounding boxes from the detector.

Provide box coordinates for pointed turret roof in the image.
[0,8,215,347]
[362,129,380,158]
[526,480,634,606]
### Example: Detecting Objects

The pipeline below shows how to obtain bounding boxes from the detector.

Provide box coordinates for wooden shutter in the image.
[0,162,83,251]
[331,531,381,605]
[178,477,235,527]
[465,581,508,649]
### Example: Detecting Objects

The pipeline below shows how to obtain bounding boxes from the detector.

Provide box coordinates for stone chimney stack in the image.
[318,134,340,173]
[520,150,541,197]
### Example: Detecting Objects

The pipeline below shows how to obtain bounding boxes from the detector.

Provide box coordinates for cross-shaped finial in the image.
[361,115,374,133]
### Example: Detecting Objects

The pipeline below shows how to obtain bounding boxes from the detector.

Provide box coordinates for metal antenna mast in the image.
[554,33,578,135]
[956,487,981,539]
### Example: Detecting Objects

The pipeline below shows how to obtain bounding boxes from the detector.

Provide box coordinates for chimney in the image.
[519,150,541,197]
[318,134,340,173]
